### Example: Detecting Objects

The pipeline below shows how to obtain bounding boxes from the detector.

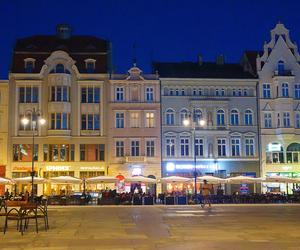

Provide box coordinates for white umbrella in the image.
[49,176,82,184]
[226,175,263,184]
[197,175,227,184]
[125,176,157,183]
[86,176,118,184]
[0,177,15,185]
[160,176,191,183]
[13,176,47,184]
[264,176,298,183]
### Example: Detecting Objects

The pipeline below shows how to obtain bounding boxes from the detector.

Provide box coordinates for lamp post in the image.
[183,111,205,203]
[21,108,46,202]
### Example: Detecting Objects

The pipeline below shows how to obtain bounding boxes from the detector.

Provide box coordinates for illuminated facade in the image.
[257,23,300,192]
[107,66,161,192]
[8,25,111,194]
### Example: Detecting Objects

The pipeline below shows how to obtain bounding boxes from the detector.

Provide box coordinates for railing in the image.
[273,70,294,77]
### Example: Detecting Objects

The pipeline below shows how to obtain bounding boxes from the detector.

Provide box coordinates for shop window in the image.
[266,143,284,163]
[286,143,300,163]
[44,144,74,162]
[80,171,104,179]
[43,171,74,178]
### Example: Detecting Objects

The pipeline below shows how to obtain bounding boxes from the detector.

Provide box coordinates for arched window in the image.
[55,64,65,73]
[217,110,225,126]
[278,60,285,75]
[165,109,175,125]
[194,109,202,122]
[282,83,289,97]
[230,110,239,125]
[180,109,189,125]
[244,110,253,125]
[286,143,300,163]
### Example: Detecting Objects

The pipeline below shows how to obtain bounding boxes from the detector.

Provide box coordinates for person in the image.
[4,189,9,200]
[201,180,212,208]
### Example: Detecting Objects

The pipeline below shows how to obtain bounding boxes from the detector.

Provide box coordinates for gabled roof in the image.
[152,61,257,79]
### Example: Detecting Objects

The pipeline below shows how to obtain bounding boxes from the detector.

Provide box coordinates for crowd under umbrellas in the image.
[1,174,300,201]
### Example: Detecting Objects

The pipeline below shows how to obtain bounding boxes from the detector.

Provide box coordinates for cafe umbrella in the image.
[226,176,264,193]
[159,176,191,183]
[263,175,299,194]
[125,176,157,183]
[13,176,48,184]
[0,177,15,185]
[86,176,118,183]
[197,175,227,184]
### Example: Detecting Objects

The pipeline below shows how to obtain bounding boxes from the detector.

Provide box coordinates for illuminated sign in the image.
[79,166,105,171]
[267,143,282,152]
[46,166,70,171]
[166,163,218,172]
[132,167,142,176]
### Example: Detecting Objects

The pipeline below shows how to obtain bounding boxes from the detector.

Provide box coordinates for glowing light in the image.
[21,117,29,125]
[166,162,175,171]
[183,119,190,126]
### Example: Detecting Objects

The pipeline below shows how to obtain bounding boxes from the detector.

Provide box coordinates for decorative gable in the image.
[126,64,144,80]
[262,103,273,111]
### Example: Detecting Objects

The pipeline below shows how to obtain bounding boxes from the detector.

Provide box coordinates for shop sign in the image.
[267,143,282,152]
[166,163,218,172]
[79,166,105,171]
[46,166,70,171]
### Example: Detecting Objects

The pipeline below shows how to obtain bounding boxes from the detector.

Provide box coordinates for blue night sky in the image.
[0,0,300,78]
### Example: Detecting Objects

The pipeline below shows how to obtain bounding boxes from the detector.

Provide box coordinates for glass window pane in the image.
[62,113,68,129]
[88,87,93,103]
[32,87,38,103]
[81,88,86,103]
[94,88,100,103]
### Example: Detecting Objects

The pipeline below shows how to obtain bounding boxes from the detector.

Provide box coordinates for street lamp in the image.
[21,108,46,202]
[183,111,206,203]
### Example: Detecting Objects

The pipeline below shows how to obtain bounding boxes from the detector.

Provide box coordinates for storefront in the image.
[162,160,260,194]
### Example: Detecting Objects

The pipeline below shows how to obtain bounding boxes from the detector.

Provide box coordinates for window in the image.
[115,87,124,101]
[180,109,189,125]
[278,60,285,75]
[146,140,155,157]
[13,144,38,161]
[130,112,139,128]
[217,139,226,156]
[19,87,39,103]
[244,110,253,125]
[180,137,189,156]
[181,89,185,96]
[169,89,174,96]
[81,114,100,130]
[116,141,124,157]
[55,64,65,73]
[166,138,175,157]
[231,138,240,156]
[221,88,225,96]
[230,110,239,125]
[263,84,271,98]
[245,138,254,156]
[295,113,300,128]
[50,113,70,130]
[166,109,175,125]
[199,88,202,96]
[80,144,105,161]
[25,60,34,73]
[44,144,74,162]
[266,143,284,163]
[131,140,140,156]
[217,110,225,126]
[238,89,242,96]
[295,84,300,99]
[243,89,248,96]
[194,109,202,122]
[283,112,290,127]
[85,60,95,73]
[195,138,204,157]
[282,83,289,97]
[175,89,179,96]
[286,143,300,163]
[145,112,155,128]
[81,87,100,103]
[51,86,69,102]
[193,88,197,96]
[264,113,272,128]
[215,89,219,96]
[145,87,154,102]
[115,112,124,128]
[232,89,236,96]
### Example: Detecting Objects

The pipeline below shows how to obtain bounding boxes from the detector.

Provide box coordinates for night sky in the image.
[1,0,300,78]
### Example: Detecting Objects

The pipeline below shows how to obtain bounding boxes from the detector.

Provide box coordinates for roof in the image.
[152,61,257,79]
[11,35,111,74]
[243,50,263,74]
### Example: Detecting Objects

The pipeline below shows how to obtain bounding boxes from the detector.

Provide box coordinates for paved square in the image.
[1,205,300,249]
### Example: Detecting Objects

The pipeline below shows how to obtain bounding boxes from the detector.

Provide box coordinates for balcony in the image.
[273,70,294,77]
[48,73,71,86]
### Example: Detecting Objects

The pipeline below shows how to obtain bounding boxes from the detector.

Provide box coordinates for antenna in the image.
[133,42,137,66]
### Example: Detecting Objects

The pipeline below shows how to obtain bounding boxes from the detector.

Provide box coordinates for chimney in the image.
[198,54,203,66]
[216,54,225,65]
[56,24,72,39]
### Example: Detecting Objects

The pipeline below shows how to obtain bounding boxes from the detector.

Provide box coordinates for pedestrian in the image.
[201,180,212,208]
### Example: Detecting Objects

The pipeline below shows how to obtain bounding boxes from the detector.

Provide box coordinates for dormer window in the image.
[50,63,70,74]
[24,58,35,73]
[278,60,285,75]
[85,59,96,73]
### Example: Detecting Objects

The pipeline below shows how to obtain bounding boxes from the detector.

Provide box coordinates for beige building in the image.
[107,65,161,193]
[257,23,300,192]
[8,25,111,194]
[0,80,8,194]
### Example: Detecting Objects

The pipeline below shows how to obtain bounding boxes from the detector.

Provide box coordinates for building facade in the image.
[8,25,111,194]
[154,58,260,193]
[107,65,161,193]
[0,80,8,194]
[257,23,300,192]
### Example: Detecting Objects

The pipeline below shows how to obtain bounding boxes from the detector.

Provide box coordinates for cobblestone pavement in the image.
[1,204,300,250]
